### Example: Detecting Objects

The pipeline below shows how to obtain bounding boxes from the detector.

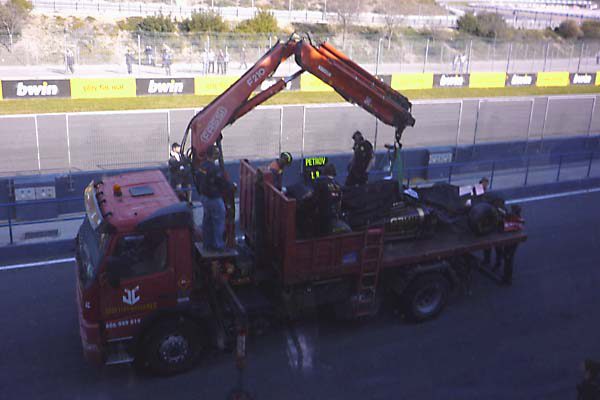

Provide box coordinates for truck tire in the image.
[401,273,450,322]
[139,318,204,376]
[468,202,499,236]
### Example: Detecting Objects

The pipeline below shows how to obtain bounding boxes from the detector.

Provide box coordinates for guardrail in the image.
[2,149,599,246]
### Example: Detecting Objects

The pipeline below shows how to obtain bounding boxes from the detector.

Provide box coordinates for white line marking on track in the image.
[0,257,75,271]
[506,187,600,204]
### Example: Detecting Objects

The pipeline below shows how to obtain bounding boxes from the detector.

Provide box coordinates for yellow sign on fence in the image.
[596,72,600,86]
[70,78,136,99]
[0,81,3,100]
[194,76,239,95]
[536,71,570,87]
[299,74,334,92]
[469,72,506,88]
[391,73,434,90]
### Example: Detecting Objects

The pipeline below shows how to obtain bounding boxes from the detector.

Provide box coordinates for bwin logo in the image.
[16,81,58,97]
[148,79,184,94]
[122,286,140,305]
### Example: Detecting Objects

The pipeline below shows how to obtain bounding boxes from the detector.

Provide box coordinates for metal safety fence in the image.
[2,148,600,246]
[0,95,598,177]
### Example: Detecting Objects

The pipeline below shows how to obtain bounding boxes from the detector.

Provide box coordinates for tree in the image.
[328,0,362,48]
[581,20,600,39]
[457,12,478,35]
[180,11,228,33]
[457,12,507,38]
[557,19,582,39]
[137,15,175,33]
[0,0,32,51]
[381,0,405,49]
[234,9,278,34]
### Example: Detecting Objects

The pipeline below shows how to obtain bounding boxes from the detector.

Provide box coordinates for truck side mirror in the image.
[105,257,123,288]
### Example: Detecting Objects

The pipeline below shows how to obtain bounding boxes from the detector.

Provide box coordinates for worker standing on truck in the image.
[267,152,293,190]
[315,163,351,236]
[168,142,192,202]
[345,131,374,187]
[480,176,504,270]
[196,146,228,252]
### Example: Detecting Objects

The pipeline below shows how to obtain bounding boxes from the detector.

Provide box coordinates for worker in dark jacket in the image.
[315,163,351,236]
[345,131,374,187]
[267,151,293,190]
[168,142,192,202]
[578,359,600,400]
[195,146,228,252]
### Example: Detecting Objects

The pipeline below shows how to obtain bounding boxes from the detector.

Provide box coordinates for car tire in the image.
[402,273,450,322]
[468,202,500,236]
[139,318,204,376]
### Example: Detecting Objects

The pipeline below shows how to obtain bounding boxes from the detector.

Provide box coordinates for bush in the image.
[557,19,582,39]
[457,12,478,35]
[118,15,175,33]
[582,20,600,38]
[180,11,228,33]
[457,12,508,38]
[234,9,278,34]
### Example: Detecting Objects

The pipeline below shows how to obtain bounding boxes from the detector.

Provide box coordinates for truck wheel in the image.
[468,202,499,236]
[402,273,449,322]
[140,319,204,376]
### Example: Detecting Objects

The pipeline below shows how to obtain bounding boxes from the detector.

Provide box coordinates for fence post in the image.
[423,37,430,73]
[577,42,585,73]
[506,42,513,73]
[490,161,496,190]
[588,96,597,137]
[524,98,535,154]
[456,100,463,147]
[467,39,473,73]
[568,42,574,71]
[137,34,142,67]
[541,97,550,149]
[166,111,171,156]
[8,212,13,245]
[543,42,550,71]
[65,114,72,172]
[279,106,284,154]
[472,99,482,151]
[556,154,563,182]
[376,37,382,75]
[34,115,41,172]
[301,106,306,159]
[524,157,530,186]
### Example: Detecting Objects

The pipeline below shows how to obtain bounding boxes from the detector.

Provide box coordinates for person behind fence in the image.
[66,48,75,74]
[223,48,230,74]
[208,48,215,73]
[345,130,374,187]
[145,45,154,66]
[315,163,351,236]
[125,49,134,75]
[162,46,172,76]
[240,45,248,70]
[195,145,229,252]
[168,142,192,202]
[217,49,225,74]
[267,152,293,190]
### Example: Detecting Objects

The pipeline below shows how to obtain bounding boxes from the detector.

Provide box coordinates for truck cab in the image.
[76,170,204,370]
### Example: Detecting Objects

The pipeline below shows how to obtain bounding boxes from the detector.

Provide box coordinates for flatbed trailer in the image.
[238,160,527,320]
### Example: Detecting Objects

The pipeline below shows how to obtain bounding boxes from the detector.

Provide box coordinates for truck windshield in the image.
[77,217,108,286]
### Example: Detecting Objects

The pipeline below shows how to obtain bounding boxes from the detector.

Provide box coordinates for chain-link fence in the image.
[2,31,600,75]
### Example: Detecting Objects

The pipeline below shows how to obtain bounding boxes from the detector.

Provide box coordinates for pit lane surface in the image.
[1,191,599,400]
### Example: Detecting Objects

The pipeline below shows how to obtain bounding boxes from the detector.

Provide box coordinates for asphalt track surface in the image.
[0,190,599,399]
[1,94,600,176]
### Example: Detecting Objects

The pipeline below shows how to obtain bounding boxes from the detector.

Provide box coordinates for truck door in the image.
[99,230,176,327]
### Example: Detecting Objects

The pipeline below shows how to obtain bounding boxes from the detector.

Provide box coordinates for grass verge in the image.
[1,85,599,115]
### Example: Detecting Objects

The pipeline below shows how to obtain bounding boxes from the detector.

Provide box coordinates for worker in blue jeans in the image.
[196,146,228,252]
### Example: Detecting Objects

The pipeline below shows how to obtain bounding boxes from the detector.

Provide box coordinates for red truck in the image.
[75,36,526,375]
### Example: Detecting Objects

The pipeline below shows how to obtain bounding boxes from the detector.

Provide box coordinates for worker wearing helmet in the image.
[345,131,374,187]
[268,151,293,190]
[314,163,351,236]
[168,142,192,202]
